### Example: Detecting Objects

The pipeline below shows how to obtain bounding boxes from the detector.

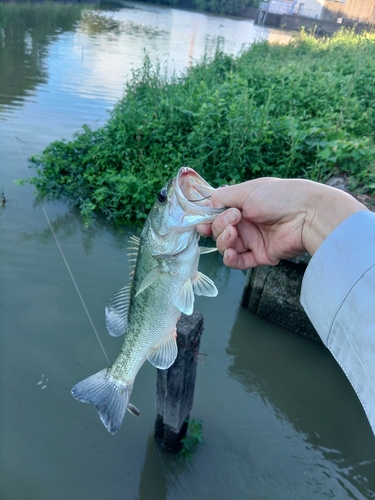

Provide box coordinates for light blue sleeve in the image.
[301,210,375,435]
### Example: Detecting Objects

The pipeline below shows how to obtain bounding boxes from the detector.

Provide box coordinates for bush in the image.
[27,30,375,226]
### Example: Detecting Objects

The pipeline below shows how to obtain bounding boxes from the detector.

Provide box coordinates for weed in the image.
[179,418,204,463]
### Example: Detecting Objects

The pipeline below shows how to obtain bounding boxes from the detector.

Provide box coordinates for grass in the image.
[26,29,375,226]
[179,418,204,462]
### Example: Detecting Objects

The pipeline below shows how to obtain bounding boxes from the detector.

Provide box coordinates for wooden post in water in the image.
[154,312,203,452]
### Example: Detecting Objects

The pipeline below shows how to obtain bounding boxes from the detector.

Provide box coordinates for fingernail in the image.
[223,208,238,225]
[222,227,231,242]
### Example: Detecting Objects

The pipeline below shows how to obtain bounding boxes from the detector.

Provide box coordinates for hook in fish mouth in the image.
[187,194,212,203]
[187,184,228,203]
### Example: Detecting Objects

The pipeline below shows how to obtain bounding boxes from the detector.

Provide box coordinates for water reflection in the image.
[18,205,137,255]
[0,2,88,112]
[138,434,169,500]
[0,0,292,118]
[198,246,233,291]
[80,9,124,36]
[138,433,204,500]
[80,8,169,38]
[226,306,375,498]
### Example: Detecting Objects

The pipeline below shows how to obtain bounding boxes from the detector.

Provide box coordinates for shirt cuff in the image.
[301,210,375,343]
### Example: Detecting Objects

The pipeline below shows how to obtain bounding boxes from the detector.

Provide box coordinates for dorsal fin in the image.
[129,235,140,246]
[127,235,140,272]
[105,284,131,337]
[105,234,140,337]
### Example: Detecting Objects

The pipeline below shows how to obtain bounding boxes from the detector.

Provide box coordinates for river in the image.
[1,1,374,499]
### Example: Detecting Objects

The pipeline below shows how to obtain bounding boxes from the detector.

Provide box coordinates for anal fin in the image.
[147,329,178,369]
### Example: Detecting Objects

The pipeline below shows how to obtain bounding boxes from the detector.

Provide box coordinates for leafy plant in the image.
[25,30,375,226]
[179,418,204,463]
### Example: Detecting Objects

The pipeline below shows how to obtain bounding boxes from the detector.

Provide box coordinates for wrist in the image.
[303,182,367,255]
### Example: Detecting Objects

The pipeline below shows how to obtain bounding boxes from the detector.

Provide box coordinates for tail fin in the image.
[71,368,133,435]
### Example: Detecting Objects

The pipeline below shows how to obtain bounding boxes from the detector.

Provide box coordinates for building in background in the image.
[322,0,375,23]
[257,0,375,24]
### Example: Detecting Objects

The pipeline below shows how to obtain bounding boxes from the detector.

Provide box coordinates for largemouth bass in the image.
[71,167,224,434]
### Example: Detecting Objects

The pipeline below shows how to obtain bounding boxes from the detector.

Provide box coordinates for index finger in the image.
[210,207,241,239]
[196,183,253,238]
[211,178,278,212]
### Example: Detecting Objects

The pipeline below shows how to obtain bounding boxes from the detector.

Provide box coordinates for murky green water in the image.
[1,2,375,499]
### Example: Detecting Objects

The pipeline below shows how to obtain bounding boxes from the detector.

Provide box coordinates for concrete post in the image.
[154,312,203,452]
[241,255,321,343]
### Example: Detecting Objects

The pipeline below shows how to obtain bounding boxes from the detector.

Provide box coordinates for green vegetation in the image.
[27,30,375,226]
[179,418,204,462]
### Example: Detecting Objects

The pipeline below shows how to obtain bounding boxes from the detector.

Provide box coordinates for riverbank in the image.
[27,29,375,226]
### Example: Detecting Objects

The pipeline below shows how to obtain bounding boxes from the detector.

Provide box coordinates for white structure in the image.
[258,0,296,15]
[259,0,325,20]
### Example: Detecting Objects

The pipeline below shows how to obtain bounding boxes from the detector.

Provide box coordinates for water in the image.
[1,1,375,499]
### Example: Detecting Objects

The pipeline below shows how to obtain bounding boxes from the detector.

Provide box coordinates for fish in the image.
[71,167,224,434]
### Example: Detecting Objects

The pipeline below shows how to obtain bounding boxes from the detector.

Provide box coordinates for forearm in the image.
[301,181,367,255]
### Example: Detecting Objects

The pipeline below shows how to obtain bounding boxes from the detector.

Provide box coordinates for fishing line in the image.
[14,135,110,365]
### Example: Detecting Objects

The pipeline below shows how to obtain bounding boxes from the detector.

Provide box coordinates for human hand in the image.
[198,177,366,270]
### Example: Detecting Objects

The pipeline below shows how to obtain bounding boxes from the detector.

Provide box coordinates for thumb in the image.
[212,178,277,211]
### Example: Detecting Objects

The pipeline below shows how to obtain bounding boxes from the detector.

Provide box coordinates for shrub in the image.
[26,30,375,226]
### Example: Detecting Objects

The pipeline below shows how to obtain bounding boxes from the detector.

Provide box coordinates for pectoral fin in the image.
[105,284,131,337]
[192,271,218,297]
[147,329,178,369]
[174,279,194,315]
[199,246,218,254]
[135,268,162,297]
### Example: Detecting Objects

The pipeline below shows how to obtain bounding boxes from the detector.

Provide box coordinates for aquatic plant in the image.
[179,418,204,462]
[26,30,375,226]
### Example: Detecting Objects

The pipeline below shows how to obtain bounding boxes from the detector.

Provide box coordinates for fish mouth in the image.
[176,167,216,210]
[173,166,225,227]
[149,167,224,255]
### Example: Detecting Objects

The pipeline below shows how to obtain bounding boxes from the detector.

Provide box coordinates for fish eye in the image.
[157,187,167,203]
